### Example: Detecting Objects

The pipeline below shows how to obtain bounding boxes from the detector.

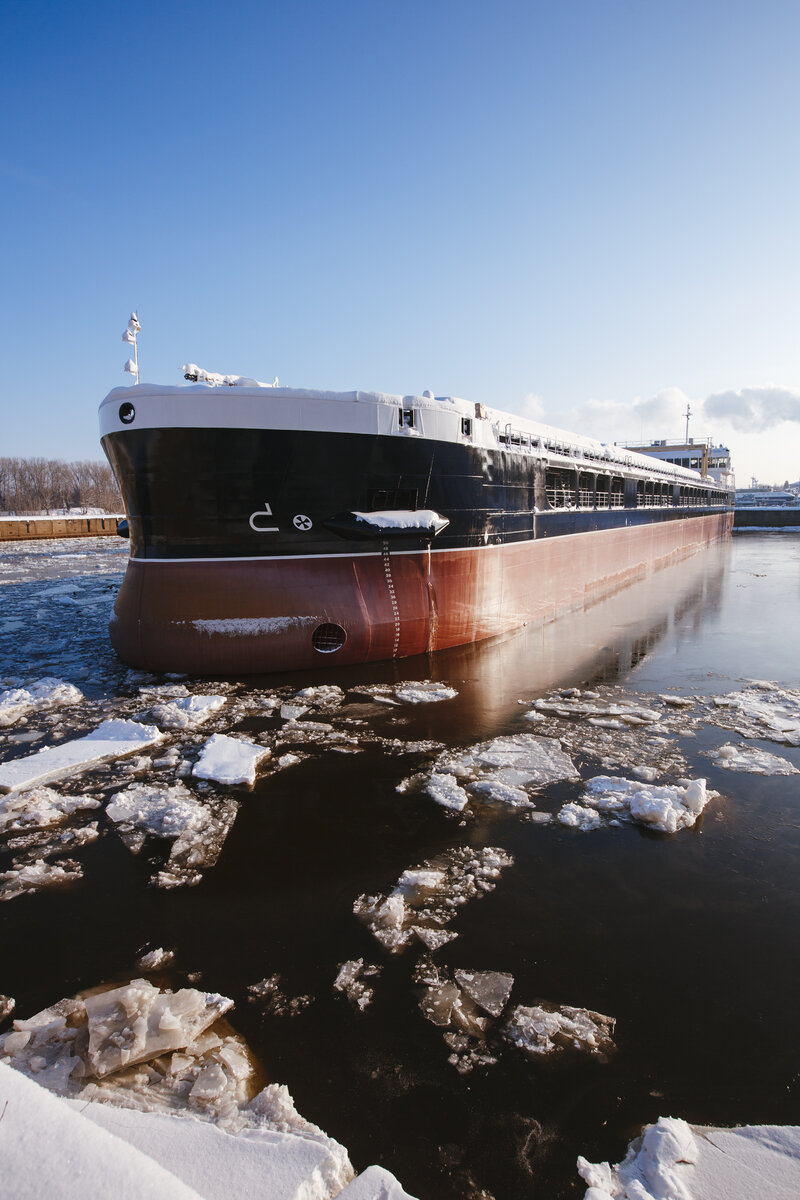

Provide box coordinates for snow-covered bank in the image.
[578,1115,800,1200]
[0,980,417,1199]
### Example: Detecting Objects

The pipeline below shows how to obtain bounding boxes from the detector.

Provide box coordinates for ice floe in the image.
[709,682,800,746]
[0,719,162,793]
[0,995,14,1021]
[702,742,798,775]
[333,960,383,1011]
[137,947,176,972]
[402,733,578,815]
[505,1004,616,1060]
[354,846,514,953]
[0,677,84,727]
[558,776,714,834]
[192,733,270,786]
[106,783,238,888]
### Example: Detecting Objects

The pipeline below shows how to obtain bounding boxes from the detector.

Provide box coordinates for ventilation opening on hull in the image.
[312,623,347,653]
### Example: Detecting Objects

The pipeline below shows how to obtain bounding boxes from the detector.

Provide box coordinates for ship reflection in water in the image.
[1,533,799,1200]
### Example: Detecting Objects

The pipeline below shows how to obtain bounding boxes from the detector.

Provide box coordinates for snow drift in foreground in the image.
[0,979,417,1199]
[577,1114,800,1200]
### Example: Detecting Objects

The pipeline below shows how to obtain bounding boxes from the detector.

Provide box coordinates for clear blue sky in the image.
[2,0,799,483]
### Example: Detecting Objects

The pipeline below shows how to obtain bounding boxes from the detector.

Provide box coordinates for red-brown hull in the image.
[110,512,732,675]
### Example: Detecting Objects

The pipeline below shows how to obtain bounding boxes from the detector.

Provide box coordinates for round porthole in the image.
[119,402,136,424]
[312,623,347,653]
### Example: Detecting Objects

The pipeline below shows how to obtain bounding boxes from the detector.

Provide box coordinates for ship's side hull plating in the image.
[108,512,732,674]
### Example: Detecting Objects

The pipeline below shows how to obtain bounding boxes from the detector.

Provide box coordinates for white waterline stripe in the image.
[124,515,728,565]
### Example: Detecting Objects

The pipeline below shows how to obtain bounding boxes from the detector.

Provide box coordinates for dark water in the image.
[1,532,800,1199]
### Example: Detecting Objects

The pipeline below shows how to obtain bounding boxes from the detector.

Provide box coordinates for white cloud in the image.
[703,386,800,432]
[512,385,800,485]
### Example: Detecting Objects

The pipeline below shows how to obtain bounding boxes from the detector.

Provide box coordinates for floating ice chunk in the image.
[0,995,14,1021]
[0,677,84,727]
[393,681,458,703]
[192,734,270,786]
[565,776,714,834]
[454,970,514,1018]
[660,694,695,708]
[0,857,84,901]
[532,694,662,725]
[334,959,382,1011]
[0,720,163,794]
[426,772,470,810]
[421,733,577,815]
[246,974,312,1016]
[279,703,308,721]
[558,803,604,830]
[469,778,534,807]
[292,684,344,707]
[703,742,799,775]
[84,980,232,1078]
[106,783,237,887]
[354,846,514,954]
[505,1004,616,1059]
[137,947,176,971]
[0,785,100,833]
[149,694,226,730]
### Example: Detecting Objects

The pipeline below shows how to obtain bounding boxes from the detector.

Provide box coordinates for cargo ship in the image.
[100,371,734,674]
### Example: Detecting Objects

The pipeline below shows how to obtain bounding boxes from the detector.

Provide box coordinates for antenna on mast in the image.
[684,402,692,443]
[122,312,141,384]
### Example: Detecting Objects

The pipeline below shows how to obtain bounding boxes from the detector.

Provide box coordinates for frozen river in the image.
[1,532,799,1199]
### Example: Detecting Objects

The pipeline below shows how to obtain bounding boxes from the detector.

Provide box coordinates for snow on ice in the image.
[0,677,84,727]
[709,682,800,746]
[0,719,162,793]
[576,1115,800,1200]
[147,694,227,730]
[354,846,514,953]
[192,734,270,786]
[558,776,714,834]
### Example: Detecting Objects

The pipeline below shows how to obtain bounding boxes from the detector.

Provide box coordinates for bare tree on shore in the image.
[0,457,122,515]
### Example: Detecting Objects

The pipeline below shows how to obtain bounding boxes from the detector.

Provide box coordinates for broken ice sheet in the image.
[354,846,514,954]
[558,776,714,835]
[708,682,800,746]
[407,733,578,815]
[413,961,513,1074]
[0,856,86,902]
[333,959,382,1011]
[106,782,238,888]
[0,785,100,834]
[702,742,798,775]
[136,947,176,971]
[0,719,163,794]
[504,1003,616,1060]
